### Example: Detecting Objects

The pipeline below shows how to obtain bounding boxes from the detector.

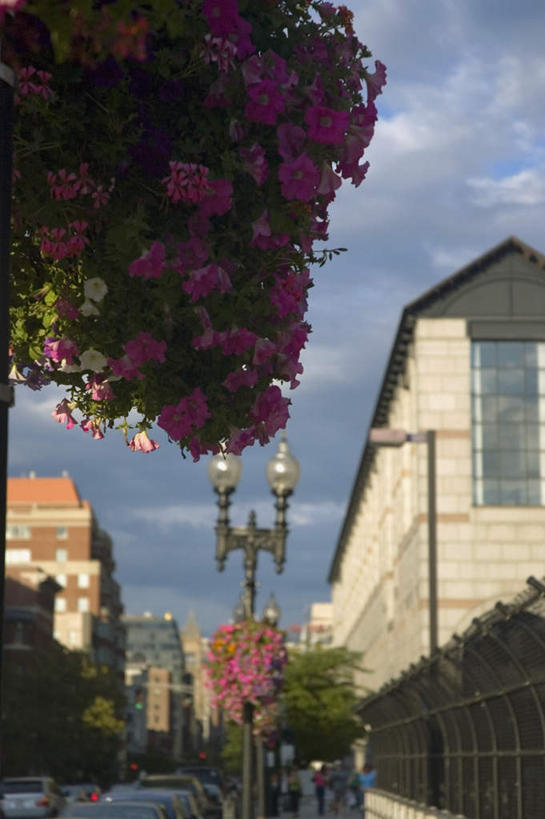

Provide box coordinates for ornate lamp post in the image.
[208,436,299,819]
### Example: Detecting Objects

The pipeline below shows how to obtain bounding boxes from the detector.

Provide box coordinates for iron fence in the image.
[359,576,545,819]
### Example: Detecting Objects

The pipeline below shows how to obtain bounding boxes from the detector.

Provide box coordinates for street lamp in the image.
[369,428,438,654]
[208,435,299,819]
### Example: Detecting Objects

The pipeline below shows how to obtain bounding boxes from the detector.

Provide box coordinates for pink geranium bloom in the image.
[128,430,160,452]
[245,80,284,125]
[278,153,319,201]
[52,399,77,430]
[162,162,210,204]
[129,242,166,279]
[305,105,350,145]
[183,264,232,302]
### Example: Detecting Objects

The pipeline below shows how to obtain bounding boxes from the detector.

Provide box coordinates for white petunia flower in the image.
[84,277,108,302]
[58,359,82,373]
[79,349,108,372]
[80,299,100,317]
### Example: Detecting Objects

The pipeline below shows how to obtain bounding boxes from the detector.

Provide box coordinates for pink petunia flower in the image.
[108,355,144,381]
[198,178,233,217]
[223,368,258,393]
[305,105,350,145]
[250,210,290,250]
[52,399,77,430]
[129,241,166,279]
[202,0,240,36]
[365,60,387,102]
[245,80,284,125]
[56,298,79,320]
[86,376,115,401]
[81,418,104,439]
[218,328,258,356]
[128,430,160,452]
[276,123,306,162]
[157,388,211,441]
[239,144,268,186]
[43,337,79,364]
[183,264,232,302]
[278,153,319,201]
[123,332,167,366]
[250,385,290,442]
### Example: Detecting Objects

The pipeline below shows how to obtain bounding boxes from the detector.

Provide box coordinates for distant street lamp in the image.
[369,428,438,654]
[208,436,299,819]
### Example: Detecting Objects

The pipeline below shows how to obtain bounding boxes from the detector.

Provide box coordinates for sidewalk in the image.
[282,795,362,819]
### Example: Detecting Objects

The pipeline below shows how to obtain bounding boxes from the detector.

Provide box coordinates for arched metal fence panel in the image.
[359,576,545,819]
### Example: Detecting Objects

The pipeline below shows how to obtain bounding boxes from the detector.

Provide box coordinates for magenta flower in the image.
[218,328,258,356]
[305,105,350,145]
[52,399,77,430]
[239,144,268,186]
[108,354,144,381]
[80,418,104,439]
[162,161,210,204]
[56,298,79,320]
[224,368,258,393]
[128,430,160,452]
[129,242,166,280]
[278,153,319,201]
[317,163,342,196]
[250,385,290,440]
[276,123,306,161]
[245,80,285,125]
[158,387,211,441]
[365,60,387,102]
[270,269,311,319]
[183,264,232,302]
[250,210,289,250]
[198,179,233,217]
[202,0,240,36]
[43,337,79,364]
[124,332,167,366]
[86,376,114,401]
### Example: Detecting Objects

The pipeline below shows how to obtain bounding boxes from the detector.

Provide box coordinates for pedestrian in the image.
[287,767,302,818]
[312,765,327,816]
[348,769,361,809]
[269,772,280,817]
[328,762,348,815]
[358,764,376,817]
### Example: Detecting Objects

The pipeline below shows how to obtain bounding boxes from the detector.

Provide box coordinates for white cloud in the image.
[467,168,545,207]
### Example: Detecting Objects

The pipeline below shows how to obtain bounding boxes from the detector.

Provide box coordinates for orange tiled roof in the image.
[7,477,82,505]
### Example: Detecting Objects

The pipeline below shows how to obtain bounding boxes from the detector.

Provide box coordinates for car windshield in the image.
[62,803,160,819]
[2,782,44,794]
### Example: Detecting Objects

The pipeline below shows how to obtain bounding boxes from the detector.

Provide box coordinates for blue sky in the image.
[8,0,545,637]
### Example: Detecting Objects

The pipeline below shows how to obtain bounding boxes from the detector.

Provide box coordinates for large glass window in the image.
[472,340,545,505]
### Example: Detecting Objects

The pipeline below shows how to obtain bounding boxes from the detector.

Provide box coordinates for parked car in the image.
[2,778,64,819]
[161,791,201,819]
[102,791,184,819]
[173,772,222,794]
[61,800,167,819]
[138,778,215,819]
[61,786,101,806]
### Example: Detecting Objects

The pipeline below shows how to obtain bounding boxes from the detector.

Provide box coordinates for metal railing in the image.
[359,576,545,819]
[364,788,465,818]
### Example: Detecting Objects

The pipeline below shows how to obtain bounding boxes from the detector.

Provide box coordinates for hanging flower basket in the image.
[205,620,287,734]
[3,0,386,459]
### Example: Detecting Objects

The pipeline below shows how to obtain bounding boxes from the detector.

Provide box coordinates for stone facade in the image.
[329,238,545,692]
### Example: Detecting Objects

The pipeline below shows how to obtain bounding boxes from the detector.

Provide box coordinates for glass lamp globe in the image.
[266,436,300,495]
[207,452,242,491]
[262,593,281,627]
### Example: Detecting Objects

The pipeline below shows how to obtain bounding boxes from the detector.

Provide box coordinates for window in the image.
[56,574,66,588]
[55,597,67,613]
[55,548,67,562]
[472,340,545,505]
[6,549,31,564]
[77,597,89,613]
[56,526,68,539]
[6,525,30,540]
[77,573,90,589]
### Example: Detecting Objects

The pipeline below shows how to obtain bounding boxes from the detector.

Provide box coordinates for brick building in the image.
[6,473,125,673]
[329,237,545,691]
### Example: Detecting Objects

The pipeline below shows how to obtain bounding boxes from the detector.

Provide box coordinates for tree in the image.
[2,643,125,786]
[282,646,368,763]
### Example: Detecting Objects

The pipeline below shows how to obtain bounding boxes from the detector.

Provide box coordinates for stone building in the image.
[6,474,125,673]
[328,237,545,691]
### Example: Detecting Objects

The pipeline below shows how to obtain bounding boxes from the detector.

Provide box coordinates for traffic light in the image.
[129,763,139,772]
[198,752,206,760]
[134,687,144,710]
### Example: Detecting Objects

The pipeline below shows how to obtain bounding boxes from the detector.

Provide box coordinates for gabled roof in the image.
[7,476,82,506]
[328,236,545,583]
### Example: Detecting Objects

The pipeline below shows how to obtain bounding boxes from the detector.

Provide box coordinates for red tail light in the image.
[90,794,99,802]
[35,798,49,807]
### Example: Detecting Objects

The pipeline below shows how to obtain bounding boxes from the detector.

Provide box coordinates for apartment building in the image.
[329,237,545,691]
[6,473,125,673]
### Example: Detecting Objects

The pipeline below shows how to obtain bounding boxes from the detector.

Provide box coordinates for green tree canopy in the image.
[3,643,125,786]
[282,645,368,763]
